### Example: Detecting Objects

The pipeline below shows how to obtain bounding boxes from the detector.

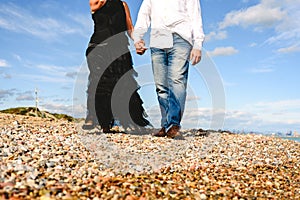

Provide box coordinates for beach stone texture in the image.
[0,113,299,199]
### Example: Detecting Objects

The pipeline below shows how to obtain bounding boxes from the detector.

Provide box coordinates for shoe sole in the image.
[82,124,95,130]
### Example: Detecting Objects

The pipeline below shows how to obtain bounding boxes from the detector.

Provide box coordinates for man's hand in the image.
[190,49,202,65]
[134,40,148,55]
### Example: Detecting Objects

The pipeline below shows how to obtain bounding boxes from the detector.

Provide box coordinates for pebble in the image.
[0,113,299,199]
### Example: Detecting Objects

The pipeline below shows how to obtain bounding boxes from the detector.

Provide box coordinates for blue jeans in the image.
[150,33,192,130]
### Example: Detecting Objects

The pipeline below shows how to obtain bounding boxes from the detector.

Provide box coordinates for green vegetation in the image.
[0,107,75,122]
[51,113,75,122]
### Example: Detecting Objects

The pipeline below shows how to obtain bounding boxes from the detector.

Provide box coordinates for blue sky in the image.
[0,0,299,133]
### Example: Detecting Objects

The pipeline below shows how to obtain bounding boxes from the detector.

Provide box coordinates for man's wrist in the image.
[193,44,202,50]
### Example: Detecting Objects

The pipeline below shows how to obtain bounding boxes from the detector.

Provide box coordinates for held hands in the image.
[134,40,147,55]
[190,49,202,65]
[134,41,202,62]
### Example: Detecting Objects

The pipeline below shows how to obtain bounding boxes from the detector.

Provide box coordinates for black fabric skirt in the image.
[86,45,150,129]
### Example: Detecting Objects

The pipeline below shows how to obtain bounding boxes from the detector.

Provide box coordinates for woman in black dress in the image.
[84,0,150,132]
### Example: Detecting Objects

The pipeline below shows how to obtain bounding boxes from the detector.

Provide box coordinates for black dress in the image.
[85,0,150,129]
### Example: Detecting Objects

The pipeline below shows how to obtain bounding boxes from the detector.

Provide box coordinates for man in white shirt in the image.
[133,0,205,138]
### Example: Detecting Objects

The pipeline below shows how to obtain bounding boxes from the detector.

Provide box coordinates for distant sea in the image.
[279,137,300,142]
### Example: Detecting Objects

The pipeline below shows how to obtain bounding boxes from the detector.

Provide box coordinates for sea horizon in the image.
[278,136,300,143]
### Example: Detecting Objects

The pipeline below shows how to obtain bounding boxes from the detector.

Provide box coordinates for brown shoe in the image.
[152,127,166,137]
[166,125,181,139]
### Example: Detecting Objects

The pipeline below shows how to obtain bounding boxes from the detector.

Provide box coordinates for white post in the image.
[35,88,38,117]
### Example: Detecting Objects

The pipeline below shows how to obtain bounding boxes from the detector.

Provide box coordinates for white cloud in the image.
[181,107,212,129]
[222,106,300,133]
[238,99,300,131]
[16,91,34,101]
[250,66,274,73]
[0,89,16,100]
[219,1,286,30]
[207,46,239,57]
[264,4,300,47]
[277,45,300,53]
[0,3,90,40]
[69,14,93,37]
[29,97,300,133]
[253,99,300,111]
[1,54,80,86]
[35,64,67,75]
[0,59,8,67]
[17,73,74,83]
[249,43,257,47]
[186,95,201,102]
[222,81,237,87]
[65,72,78,79]
[40,102,73,116]
[205,30,227,42]
[218,0,300,50]
[3,73,12,79]
[13,54,22,62]
[145,106,217,129]
[178,99,300,132]
[72,103,86,118]
[26,64,79,78]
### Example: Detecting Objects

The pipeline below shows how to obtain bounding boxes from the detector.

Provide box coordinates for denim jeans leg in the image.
[150,47,169,128]
[166,34,191,128]
[151,34,191,129]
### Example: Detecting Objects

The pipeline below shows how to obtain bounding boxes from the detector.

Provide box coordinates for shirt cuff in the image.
[132,32,142,44]
[193,41,203,50]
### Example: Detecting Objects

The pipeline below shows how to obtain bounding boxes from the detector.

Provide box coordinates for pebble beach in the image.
[0,113,299,199]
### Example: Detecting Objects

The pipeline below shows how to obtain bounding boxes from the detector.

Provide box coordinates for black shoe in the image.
[102,126,110,133]
[82,119,95,130]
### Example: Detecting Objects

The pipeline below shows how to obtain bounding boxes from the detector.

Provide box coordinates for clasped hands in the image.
[134,40,147,55]
[134,40,202,65]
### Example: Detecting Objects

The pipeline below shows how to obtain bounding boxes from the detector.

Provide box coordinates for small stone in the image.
[13,120,20,128]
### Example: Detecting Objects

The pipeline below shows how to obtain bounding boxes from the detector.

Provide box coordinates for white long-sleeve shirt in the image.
[133,0,205,50]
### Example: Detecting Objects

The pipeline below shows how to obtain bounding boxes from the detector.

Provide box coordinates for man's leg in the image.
[166,33,191,132]
[150,47,169,131]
